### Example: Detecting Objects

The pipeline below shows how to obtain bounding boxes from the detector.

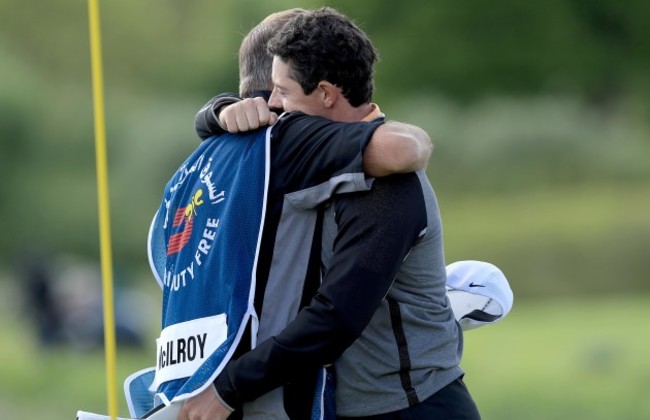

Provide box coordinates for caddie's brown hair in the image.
[238,8,307,97]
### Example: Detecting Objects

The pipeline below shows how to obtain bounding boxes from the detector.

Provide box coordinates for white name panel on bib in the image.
[153,314,227,389]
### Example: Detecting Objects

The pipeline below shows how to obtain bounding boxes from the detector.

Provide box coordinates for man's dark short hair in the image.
[267,7,378,107]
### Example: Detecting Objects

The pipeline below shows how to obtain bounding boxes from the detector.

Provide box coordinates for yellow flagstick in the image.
[87,0,119,418]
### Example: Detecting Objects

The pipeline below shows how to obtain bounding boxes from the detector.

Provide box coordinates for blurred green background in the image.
[1,0,649,419]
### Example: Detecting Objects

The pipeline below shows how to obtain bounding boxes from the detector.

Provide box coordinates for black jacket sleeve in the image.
[194,93,240,139]
[214,173,427,410]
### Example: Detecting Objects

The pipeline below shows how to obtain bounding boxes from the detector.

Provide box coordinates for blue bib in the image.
[148,128,269,402]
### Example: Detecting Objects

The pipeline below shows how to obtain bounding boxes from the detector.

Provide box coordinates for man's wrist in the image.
[210,383,235,414]
[213,371,242,412]
[212,96,241,130]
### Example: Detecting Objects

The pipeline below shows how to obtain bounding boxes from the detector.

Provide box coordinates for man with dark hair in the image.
[182,7,481,420]
[144,7,433,420]
[267,7,377,109]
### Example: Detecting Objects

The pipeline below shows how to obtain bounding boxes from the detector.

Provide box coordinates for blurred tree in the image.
[326,0,650,104]
[1,0,647,102]
[0,0,648,297]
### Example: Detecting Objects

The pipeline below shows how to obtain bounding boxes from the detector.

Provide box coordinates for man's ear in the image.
[317,81,341,108]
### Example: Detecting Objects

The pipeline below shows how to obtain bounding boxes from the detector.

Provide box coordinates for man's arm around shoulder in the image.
[364,121,432,177]
[196,97,433,176]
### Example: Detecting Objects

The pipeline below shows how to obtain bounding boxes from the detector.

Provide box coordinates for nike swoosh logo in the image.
[469,282,486,287]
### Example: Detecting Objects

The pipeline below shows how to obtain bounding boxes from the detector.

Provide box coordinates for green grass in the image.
[1,296,649,419]
[462,296,650,420]
[441,184,650,298]
[1,185,647,418]
[0,319,154,419]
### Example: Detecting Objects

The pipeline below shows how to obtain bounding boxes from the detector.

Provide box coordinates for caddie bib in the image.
[147,127,270,403]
